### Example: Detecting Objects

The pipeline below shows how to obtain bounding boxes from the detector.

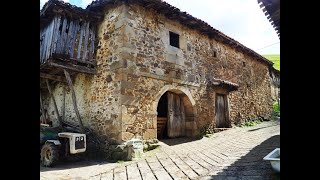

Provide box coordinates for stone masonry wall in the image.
[88,5,128,144]
[115,4,273,141]
[43,3,273,144]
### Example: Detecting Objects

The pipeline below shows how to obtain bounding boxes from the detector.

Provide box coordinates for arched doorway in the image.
[156,90,195,139]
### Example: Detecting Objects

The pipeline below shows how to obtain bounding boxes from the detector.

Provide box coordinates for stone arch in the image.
[153,85,197,139]
[152,85,196,113]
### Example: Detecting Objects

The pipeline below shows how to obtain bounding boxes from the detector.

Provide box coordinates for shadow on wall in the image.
[211,135,280,180]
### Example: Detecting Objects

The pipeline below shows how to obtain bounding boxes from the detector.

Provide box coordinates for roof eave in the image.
[86,0,273,66]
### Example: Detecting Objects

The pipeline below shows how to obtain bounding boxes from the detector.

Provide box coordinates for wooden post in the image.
[62,85,66,122]
[180,97,186,136]
[46,79,63,128]
[40,91,46,124]
[63,69,85,133]
[167,92,174,137]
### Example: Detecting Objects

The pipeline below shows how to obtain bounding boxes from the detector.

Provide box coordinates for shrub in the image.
[195,124,214,139]
[273,101,280,116]
[242,121,257,127]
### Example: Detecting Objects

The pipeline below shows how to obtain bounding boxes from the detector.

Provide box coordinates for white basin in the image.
[263,148,280,172]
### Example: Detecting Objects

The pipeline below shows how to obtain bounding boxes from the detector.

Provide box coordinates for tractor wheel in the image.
[41,143,59,167]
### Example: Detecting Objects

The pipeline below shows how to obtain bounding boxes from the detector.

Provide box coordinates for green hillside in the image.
[263,54,280,71]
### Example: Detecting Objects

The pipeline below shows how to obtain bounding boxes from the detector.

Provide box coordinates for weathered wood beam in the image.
[64,69,85,133]
[46,79,63,128]
[40,91,46,124]
[52,16,61,54]
[82,22,90,62]
[70,20,79,58]
[48,61,96,74]
[62,85,66,122]
[40,73,67,82]
[49,68,63,75]
[77,21,85,60]
[65,20,74,55]
[45,20,54,62]
[51,16,60,55]
[88,26,96,62]
[51,54,96,66]
[59,18,68,54]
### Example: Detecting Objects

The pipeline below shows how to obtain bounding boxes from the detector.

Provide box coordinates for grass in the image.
[240,119,263,127]
[263,54,280,71]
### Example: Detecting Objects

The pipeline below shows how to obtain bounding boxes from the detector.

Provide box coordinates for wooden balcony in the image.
[40,15,97,75]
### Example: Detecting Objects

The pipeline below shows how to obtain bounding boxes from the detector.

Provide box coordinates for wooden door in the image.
[215,94,228,128]
[167,92,186,138]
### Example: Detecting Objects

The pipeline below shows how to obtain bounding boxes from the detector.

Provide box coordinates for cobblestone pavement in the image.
[40,121,280,180]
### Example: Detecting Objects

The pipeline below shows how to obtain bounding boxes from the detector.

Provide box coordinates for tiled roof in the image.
[212,78,239,91]
[258,0,280,39]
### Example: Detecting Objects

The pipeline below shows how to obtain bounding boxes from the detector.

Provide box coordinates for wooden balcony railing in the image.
[40,16,96,65]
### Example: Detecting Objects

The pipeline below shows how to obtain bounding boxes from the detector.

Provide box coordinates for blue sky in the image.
[40,0,280,55]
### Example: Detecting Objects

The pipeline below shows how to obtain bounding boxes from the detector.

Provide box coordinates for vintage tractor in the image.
[40,124,87,167]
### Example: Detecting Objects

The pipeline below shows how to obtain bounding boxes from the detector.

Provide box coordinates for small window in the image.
[243,62,246,67]
[169,31,180,48]
[213,50,217,58]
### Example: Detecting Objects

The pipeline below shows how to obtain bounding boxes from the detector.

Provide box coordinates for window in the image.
[213,50,217,58]
[169,31,180,48]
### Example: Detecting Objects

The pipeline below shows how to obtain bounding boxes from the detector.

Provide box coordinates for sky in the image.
[40,0,280,55]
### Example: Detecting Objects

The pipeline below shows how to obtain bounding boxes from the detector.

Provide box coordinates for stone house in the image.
[40,0,277,145]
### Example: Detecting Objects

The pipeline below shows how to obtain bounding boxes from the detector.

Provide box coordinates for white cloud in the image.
[163,0,279,55]
[81,0,94,8]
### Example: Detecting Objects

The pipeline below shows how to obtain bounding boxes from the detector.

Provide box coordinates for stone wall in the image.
[43,3,273,144]
[115,4,273,141]
[87,5,128,143]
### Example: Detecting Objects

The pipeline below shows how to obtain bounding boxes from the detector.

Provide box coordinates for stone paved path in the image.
[40,121,280,180]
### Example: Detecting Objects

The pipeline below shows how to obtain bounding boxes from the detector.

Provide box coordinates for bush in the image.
[242,121,257,127]
[195,125,214,139]
[273,102,280,116]
[240,117,264,127]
